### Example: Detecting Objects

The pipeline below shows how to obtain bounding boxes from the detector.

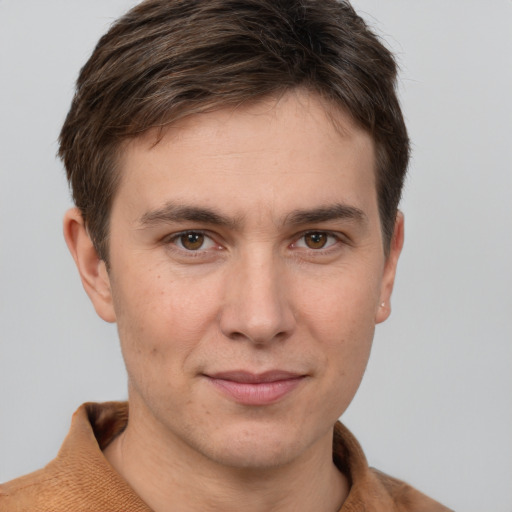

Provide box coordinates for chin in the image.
[196,419,311,470]
[210,438,301,470]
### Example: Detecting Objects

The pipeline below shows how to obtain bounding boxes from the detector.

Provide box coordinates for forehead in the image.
[114,90,377,223]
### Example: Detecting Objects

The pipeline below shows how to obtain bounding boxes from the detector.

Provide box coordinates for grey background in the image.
[1,1,511,511]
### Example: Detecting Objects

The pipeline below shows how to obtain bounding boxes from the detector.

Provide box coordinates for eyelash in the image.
[163,230,221,258]
[291,231,342,252]
[163,229,346,257]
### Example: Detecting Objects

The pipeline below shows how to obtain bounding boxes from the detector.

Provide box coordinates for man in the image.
[0,1,452,510]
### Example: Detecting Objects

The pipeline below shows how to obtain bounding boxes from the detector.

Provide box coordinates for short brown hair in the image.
[59,0,409,262]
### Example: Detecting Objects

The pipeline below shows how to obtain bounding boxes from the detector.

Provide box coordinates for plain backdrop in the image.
[1,1,511,511]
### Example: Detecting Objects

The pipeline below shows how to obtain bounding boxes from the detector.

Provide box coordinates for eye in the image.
[172,231,217,251]
[294,231,339,250]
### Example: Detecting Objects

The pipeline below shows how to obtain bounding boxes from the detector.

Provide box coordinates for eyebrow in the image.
[284,203,367,227]
[137,201,367,230]
[137,202,239,229]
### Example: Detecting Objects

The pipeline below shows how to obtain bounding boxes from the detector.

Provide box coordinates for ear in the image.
[63,208,116,323]
[375,211,404,324]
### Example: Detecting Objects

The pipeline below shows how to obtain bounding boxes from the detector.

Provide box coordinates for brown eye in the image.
[304,232,328,249]
[179,232,205,250]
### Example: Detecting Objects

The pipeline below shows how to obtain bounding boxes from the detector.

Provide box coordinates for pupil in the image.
[307,232,327,249]
[182,233,204,250]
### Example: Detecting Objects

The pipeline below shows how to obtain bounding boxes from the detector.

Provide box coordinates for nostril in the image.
[224,326,292,345]
[226,331,246,342]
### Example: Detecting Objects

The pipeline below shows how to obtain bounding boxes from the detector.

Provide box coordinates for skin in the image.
[64,90,404,512]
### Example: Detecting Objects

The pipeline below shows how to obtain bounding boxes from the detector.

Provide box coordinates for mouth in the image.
[203,370,306,405]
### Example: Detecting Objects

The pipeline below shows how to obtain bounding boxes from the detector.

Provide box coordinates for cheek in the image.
[297,264,381,338]
[314,302,375,419]
[295,267,379,389]
[111,268,221,376]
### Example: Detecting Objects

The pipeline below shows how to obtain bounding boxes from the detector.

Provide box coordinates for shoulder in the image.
[370,468,454,512]
[333,422,453,511]
[0,402,149,512]
[0,464,63,512]
[0,446,149,512]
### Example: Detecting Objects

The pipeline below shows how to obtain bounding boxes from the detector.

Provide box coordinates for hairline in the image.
[96,87,392,266]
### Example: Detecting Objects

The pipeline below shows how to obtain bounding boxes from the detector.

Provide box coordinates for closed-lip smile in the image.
[204,370,306,405]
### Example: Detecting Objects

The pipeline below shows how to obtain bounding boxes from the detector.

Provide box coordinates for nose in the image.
[219,250,296,345]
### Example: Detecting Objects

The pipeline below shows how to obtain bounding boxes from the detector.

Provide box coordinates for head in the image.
[61,0,408,474]
[59,0,409,264]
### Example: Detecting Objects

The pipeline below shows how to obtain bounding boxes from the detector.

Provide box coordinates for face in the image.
[67,90,402,470]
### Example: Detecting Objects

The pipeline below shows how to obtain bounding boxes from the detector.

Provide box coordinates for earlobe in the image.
[63,208,116,323]
[375,211,405,324]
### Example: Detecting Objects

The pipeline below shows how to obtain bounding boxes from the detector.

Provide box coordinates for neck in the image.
[104,402,349,512]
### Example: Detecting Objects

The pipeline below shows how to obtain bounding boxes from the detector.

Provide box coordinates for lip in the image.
[204,371,306,405]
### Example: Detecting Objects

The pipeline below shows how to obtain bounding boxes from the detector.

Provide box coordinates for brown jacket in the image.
[0,402,453,511]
